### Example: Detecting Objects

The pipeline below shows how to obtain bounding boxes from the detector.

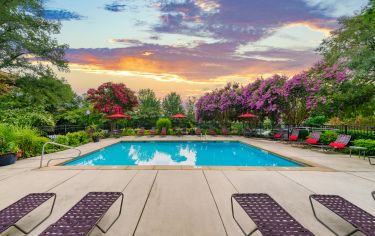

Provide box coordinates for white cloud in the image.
[236,23,328,53]
[303,0,367,17]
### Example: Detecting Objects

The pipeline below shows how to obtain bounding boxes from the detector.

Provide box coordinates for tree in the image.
[138,89,161,118]
[86,82,138,114]
[162,92,184,117]
[185,97,196,122]
[0,0,68,74]
[0,72,76,112]
[317,0,375,119]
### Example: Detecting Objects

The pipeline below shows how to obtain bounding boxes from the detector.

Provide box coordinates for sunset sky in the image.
[45,0,367,98]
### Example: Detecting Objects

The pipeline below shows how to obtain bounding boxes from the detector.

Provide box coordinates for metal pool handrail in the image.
[40,142,82,168]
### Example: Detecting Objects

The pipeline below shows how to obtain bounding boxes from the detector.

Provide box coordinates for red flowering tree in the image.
[86,82,138,114]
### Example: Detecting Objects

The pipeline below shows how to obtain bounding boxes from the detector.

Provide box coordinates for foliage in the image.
[263,117,272,130]
[162,92,184,117]
[55,102,106,126]
[0,0,68,74]
[230,121,244,134]
[87,82,138,115]
[298,129,309,139]
[196,83,242,124]
[304,116,328,127]
[136,89,161,128]
[317,0,375,118]
[156,118,172,133]
[122,128,136,136]
[185,96,196,124]
[55,131,90,147]
[0,108,55,127]
[353,139,375,155]
[319,131,338,144]
[0,124,50,158]
[0,71,15,95]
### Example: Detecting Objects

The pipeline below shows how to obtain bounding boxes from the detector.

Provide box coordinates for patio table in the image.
[349,146,367,158]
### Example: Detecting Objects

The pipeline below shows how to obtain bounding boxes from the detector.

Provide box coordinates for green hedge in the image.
[353,139,375,155]
[156,118,172,134]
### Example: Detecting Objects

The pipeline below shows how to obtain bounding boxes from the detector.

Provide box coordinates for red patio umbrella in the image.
[106,113,131,119]
[106,112,131,132]
[171,113,187,119]
[238,113,257,118]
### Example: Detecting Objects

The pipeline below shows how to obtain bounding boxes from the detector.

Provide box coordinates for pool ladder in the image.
[39,142,81,168]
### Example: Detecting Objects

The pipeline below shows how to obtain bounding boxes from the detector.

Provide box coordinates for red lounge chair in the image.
[150,127,156,135]
[137,127,145,135]
[0,193,56,234]
[288,129,300,141]
[306,131,321,145]
[222,128,230,135]
[328,134,351,149]
[195,129,202,135]
[274,133,282,139]
[161,127,167,135]
[208,129,216,135]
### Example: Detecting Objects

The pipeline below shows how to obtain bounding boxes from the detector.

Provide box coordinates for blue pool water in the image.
[64,141,303,167]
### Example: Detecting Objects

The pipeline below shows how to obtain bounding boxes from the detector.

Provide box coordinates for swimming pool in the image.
[64,141,303,167]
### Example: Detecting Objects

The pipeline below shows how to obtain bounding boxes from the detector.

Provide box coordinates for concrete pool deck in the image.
[0,136,374,235]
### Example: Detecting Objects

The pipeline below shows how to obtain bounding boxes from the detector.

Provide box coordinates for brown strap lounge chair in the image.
[309,194,375,236]
[231,193,314,236]
[39,192,123,236]
[0,193,56,234]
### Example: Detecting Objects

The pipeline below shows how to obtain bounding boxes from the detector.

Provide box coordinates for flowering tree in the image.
[195,83,242,125]
[86,82,138,114]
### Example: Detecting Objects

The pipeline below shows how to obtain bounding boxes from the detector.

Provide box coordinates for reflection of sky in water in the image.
[65,141,302,167]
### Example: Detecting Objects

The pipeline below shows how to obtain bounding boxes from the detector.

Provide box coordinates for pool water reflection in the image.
[64,141,303,167]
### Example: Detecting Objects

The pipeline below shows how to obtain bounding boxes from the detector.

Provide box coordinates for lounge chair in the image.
[0,193,56,234]
[313,134,351,150]
[309,194,375,236]
[288,128,300,141]
[222,128,230,135]
[305,131,321,145]
[208,129,216,135]
[150,127,156,135]
[160,127,167,135]
[39,192,123,236]
[243,128,252,137]
[195,129,202,135]
[231,193,314,236]
[137,127,145,135]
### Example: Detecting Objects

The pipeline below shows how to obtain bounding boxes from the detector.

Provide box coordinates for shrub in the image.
[304,116,328,127]
[0,124,51,158]
[353,139,375,155]
[66,131,89,146]
[263,118,272,130]
[320,131,338,144]
[230,121,244,134]
[122,128,136,136]
[55,135,69,146]
[299,129,309,139]
[156,118,172,132]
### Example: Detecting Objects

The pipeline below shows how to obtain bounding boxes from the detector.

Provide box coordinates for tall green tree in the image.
[317,0,375,118]
[0,72,76,112]
[185,96,196,122]
[0,0,68,74]
[162,92,184,117]
[138,89,161,118]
